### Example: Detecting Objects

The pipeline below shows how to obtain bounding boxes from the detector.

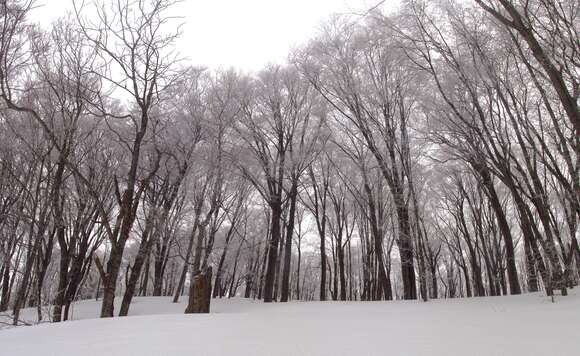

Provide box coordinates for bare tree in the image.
[74,0,182,317]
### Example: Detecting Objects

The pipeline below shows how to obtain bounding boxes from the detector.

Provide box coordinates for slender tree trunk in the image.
[319,228,327,301]
[119,228,153,316]
[173,223,198,303]
[140,254,150,296]
[363,182,392,300]
[524,232,538,292]
[296,240,301,300]
[262,201,282,303]
[213,223,236,298]
[12,234,42,325]
[52,251,70,322]
[476,164,521,295]
[337,240,346,301]
[0,263,11,311]
[280,181,298,302]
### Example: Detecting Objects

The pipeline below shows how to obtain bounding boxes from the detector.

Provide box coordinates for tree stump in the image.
[185,267,212,314]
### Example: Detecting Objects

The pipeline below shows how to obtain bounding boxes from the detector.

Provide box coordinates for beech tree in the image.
[297,18,421,299]
[234,66,324,302]
[74,0,183,317]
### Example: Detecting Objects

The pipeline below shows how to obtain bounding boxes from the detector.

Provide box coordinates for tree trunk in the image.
[0,263,11,312]
[319,228,327,301]
[119,228,153,316]
[213,223,236,298]
[184,267,212,314]
[52,251,70,322]
[262,201,282,303]
[280,181,298,302]
[172,224,198,303]
[476,164,521,295]
[139,254,150,296]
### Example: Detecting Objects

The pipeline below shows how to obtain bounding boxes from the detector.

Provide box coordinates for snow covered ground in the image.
[0,291,578,356]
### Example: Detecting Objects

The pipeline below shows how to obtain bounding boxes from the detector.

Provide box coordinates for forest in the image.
[0,0,578,330]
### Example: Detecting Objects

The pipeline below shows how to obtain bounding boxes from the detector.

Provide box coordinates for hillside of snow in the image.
[0,292,578,356]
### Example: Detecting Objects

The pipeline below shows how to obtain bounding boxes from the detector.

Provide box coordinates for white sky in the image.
[29,0,397,72]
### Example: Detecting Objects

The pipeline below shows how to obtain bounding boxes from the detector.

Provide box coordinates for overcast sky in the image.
[30,0,395,72]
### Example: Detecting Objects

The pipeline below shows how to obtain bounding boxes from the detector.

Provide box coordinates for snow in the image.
[0,292,578,356]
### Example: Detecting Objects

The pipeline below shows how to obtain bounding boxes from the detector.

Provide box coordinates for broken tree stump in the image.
[185,267,212,314]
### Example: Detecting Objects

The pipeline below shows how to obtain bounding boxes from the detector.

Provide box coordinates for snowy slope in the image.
[0,292,578,356]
